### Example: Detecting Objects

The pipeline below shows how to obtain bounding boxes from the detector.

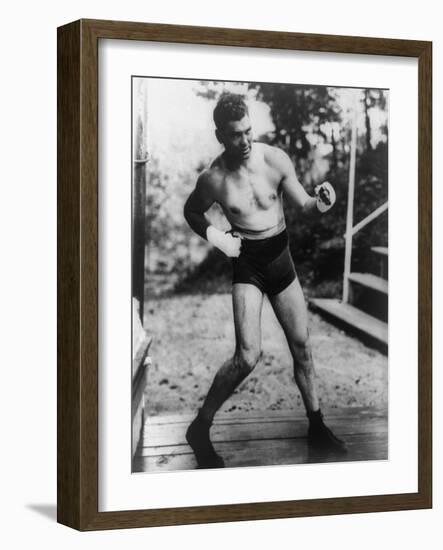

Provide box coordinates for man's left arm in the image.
[275,148,336,216]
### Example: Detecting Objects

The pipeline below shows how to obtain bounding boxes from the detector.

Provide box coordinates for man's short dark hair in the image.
[213,93,249,130]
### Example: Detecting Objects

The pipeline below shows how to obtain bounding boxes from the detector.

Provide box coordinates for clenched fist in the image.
[315,181,336,213]
[206,226,242,257]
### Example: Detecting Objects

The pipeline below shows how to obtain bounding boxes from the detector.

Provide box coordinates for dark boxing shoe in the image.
[307,410,348,455]
[185,415,225,469]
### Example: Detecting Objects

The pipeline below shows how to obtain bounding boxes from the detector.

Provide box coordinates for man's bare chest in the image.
[217,167,281,216]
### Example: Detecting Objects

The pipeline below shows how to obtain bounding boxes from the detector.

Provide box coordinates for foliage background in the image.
[136,78,389,299]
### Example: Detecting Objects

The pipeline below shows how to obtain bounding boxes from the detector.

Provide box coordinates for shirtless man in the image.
[183,92,346,468]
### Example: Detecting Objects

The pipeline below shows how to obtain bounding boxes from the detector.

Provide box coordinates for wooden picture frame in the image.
[57,19,432,530]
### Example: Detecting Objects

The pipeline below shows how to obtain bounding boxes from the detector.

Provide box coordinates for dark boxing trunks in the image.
[231,229,297,296]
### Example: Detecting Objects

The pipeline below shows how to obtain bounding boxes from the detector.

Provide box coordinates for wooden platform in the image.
[132,407,388,472]
[309,298,388,350]
[348,272,388,294]
[371,246,388,257]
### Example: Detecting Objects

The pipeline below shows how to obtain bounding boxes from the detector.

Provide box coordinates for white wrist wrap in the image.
[206,226,241,258]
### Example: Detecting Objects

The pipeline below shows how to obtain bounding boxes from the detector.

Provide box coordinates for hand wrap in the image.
[315,181,336,213]
[206,226,242,257]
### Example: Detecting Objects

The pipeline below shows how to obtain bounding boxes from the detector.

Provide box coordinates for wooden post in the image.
[342,91,359,303]
[131,80,151,464]
[132,80,149,322]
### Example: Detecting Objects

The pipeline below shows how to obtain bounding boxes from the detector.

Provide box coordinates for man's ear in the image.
[215,129,223,144]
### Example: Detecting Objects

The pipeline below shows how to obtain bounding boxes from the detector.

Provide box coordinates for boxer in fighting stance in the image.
[183,93,346,468]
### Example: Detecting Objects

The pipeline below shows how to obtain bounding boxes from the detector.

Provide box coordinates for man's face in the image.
[217,115,253,161]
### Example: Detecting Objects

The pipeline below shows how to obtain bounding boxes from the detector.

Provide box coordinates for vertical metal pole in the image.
[133,80,148,323]
[342,91,359,303]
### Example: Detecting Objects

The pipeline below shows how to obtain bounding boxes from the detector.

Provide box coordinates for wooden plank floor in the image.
[133,407,388,472]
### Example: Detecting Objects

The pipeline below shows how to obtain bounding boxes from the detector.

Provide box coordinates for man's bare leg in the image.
[269,279,347,453]
[269,278,319,412]
[186,284,264,468]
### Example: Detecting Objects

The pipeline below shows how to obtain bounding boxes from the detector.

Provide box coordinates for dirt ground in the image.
[144,293,388,417]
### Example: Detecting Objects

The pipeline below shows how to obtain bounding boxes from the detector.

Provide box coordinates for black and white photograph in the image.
[1,0,438,541]
[131,76,389,473]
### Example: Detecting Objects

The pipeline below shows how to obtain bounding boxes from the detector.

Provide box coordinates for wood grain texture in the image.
[133,407,388,472]
[134,436,388,472]
[81,18,429,57]
[140,408,388,448]
[57,18,432,531]
[417,40,432,508]
[79,18,99,529]
[57,20,81,529]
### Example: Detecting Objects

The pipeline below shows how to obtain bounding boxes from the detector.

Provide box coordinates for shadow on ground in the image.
[26,504,57,522]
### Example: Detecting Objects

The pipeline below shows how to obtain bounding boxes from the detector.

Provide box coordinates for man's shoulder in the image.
[261,142,288,161]
[197,161,223,190]
[261,143,291,170]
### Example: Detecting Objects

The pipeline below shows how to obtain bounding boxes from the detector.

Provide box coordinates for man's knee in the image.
[234,346,261,376]
[290,333,312,364]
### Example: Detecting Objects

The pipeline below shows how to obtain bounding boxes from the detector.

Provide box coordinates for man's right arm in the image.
[183,172,215,240]
[184,171,242,257]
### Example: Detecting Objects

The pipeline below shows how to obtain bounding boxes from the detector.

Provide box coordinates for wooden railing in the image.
[342,91,388,304]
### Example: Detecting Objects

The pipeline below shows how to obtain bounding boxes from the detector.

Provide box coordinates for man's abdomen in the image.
[230,217,286,240]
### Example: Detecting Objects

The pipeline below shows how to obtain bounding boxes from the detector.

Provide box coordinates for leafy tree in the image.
[177,84,388,297]
[142,79,388,299]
